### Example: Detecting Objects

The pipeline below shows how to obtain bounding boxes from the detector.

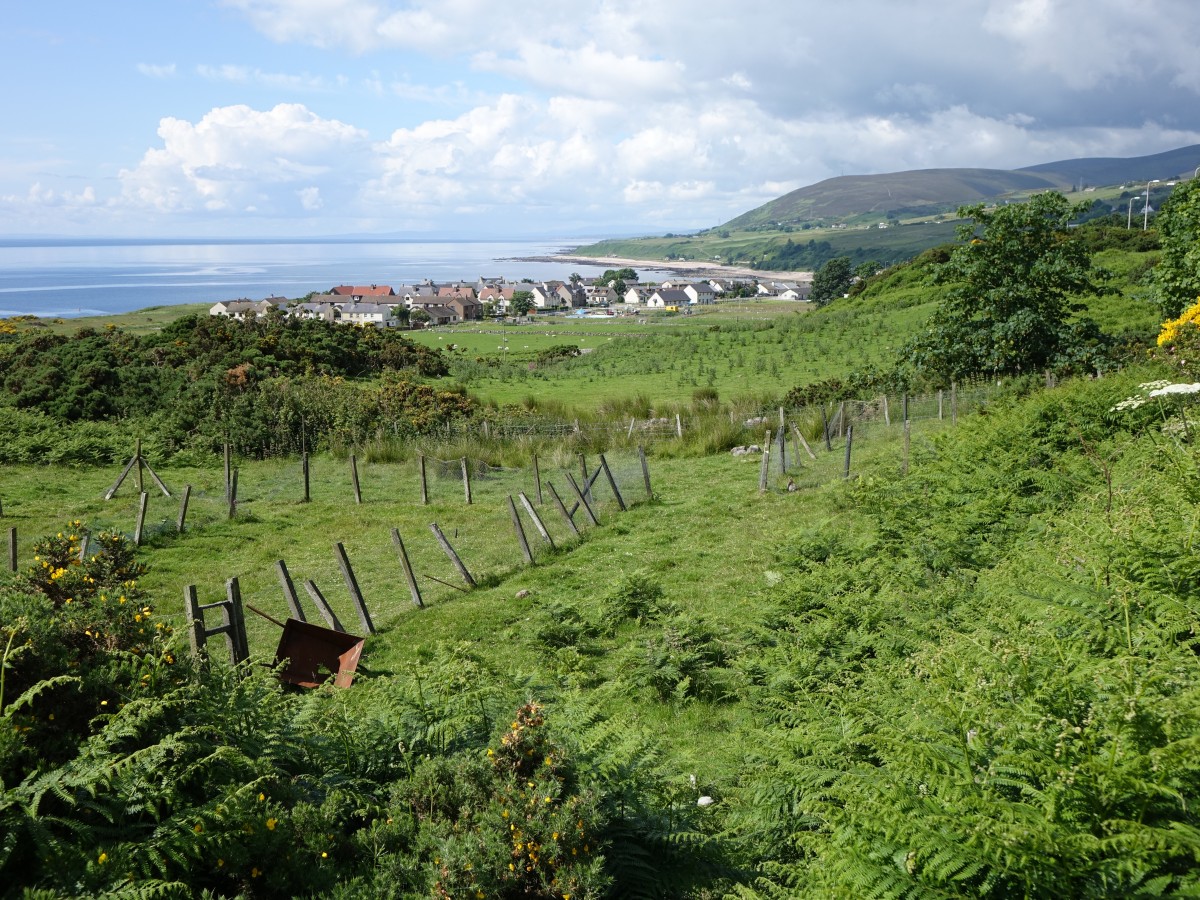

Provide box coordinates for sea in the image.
[0,237,651,319]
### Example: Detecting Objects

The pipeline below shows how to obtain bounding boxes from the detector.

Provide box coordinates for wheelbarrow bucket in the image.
[273,618,365,688]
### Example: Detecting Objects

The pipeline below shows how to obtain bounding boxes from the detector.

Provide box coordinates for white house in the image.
[646,288,690,308]
[682,282,715,305]
[339,302,401,327]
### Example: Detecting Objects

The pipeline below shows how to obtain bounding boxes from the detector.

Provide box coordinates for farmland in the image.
[4,224,1199,897]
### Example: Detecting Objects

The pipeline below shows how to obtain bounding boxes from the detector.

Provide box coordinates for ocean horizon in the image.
[0,237,651,319]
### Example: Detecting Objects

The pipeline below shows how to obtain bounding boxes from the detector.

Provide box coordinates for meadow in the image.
[3,230,1196,897]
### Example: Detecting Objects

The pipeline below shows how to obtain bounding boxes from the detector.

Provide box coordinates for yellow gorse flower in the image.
[1158,298,1200,347]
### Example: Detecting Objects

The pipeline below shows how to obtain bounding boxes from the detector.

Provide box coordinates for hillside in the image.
[724,143,1200,230]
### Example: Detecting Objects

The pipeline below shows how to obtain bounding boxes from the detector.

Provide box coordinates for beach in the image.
[525,253,812,282]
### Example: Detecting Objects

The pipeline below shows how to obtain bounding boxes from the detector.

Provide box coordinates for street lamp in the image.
[1144,179,1160,231]
[1128,195,1139,229]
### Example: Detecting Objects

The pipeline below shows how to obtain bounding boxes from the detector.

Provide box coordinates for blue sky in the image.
[3,0,1200,238]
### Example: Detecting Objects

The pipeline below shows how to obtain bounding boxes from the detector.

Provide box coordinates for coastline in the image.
[513,254,812,282]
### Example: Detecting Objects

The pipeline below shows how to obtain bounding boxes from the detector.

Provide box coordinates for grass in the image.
[0,412,948,776]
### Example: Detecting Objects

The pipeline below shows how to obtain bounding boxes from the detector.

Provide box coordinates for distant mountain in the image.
[723,144,1200,230]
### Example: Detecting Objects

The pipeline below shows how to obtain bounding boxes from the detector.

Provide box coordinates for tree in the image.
[1153,178,1200,317]
[510,291,533,317]
[598,267,638,296]
[810,256,853,306]
[904,192,1102,381]
[409,308,431,327]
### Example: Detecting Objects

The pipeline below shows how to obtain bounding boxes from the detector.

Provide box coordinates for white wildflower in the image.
[1148,383,1200,397]
[697,796,715,807]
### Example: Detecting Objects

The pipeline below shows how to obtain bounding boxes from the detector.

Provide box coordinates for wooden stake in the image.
[334,541,374,634]
[821,405,832,451]
[838,401,846,438]
[545,481,580,535]
[135,438,144,496]
[518,492,555,547]
[350,454,363,505]
[275,559,305,621]
[532,453,543,504]
[389,528,424,608]
[104,454,139,501]
[508,496,534,564]
[882,395,890,426]
[419,454,428,505]
[7,526,15,573]
[177,484,191,533]
[843,424,853,478]
[461,457,472,505]
[675,413,683,438]
[776,424,787,475]
[429,522,476,587]
[564,472,600,526]
[597,454,627,511]
[142,458,171,497]
[638,444,653,499]
[627,417,636,438]
[134,491,149,546]
[792,423,817,461]
[227,468,239,519]
[225,577,250,663]
[302,579,345,632]
[759,443,770,493]
[938,390,944,420]
[903,419,911,476]
[302,452,310,503]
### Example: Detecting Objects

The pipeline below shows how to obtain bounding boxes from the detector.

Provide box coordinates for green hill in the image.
[723,144,1200,230]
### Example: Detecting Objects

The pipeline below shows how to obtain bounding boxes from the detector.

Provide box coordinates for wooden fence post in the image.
[508,496,534,564]
[7,527,15,573]
[838,401,846,438]
[882,395,890,426]
[676,413,683,438]
[225,578,250,663]
[302,452,310,503]
[903,419,911,476]
[227,468,239,519]
[350,454,363,505]
[532,453,543,505]
[598,454,627,512]
[792,423,817,461]
[821,405,832,451]
[938,390,944,420]
[776,424,787,475]
[429,523,477,587]
[275,559,305,621]
[759,430,771,493]
[334,542,374,635]
[176,485,191,533]
[564,472,600,527]
[224,440,232,502]
[843,425,854,479]
[461,457,472,505]
[545,482,581,535]
[638,445,653,499]
[389,529,424,609]
[302,579,345,632]
[419,454,428,505]
[135,438,144,496]
[518,492,555,547]
[134,492,149,546]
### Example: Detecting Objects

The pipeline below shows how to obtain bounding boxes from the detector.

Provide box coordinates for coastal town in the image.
[208,271,813,328]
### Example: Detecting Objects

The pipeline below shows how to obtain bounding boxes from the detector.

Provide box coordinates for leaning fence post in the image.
[545,481,581,535]
[134,491,149,546]
[302,579,345,632]
[564,472,600,527]
[638,445,653,499]
[389,529,424,609]
[508,496,534,564]
[334,542,374,634]
[176,484,191,533]
[350,454,363,505]
[225,577,250,664]
[518,492,555,547]
[792,423,816,461]
[275,559,305,621]
[227,468,239,519]
[598,454,627,512]
[429,523,476,587]
[532,453,543,505]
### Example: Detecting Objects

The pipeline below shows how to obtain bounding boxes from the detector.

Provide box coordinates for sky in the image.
[3,0,1200,239]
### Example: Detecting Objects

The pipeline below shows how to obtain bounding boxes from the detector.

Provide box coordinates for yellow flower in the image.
[258,792,265,802]
[251,867,260,878]
[266,818,277,830]
[193,823,203,833]
[321,851,328,859]
[217,859,224,867]
[98,852,108,864]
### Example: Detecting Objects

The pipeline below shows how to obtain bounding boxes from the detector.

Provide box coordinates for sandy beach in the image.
[518,253,811,283]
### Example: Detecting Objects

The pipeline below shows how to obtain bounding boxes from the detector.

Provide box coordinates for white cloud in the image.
[118,104,368,216]
[136,62,176,78]
[196,64,336,91]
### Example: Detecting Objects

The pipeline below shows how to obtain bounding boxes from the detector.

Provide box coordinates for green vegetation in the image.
[1153,177,1200,317]
[5,191,1200,897]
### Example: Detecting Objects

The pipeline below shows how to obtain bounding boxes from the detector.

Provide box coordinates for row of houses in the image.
[209,276,810,326]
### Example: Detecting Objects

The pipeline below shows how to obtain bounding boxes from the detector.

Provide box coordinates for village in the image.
[207,273,813,327]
